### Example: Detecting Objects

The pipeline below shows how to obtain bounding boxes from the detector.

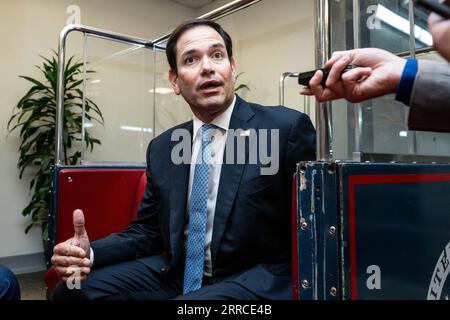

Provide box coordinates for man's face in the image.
[169,26,236,119]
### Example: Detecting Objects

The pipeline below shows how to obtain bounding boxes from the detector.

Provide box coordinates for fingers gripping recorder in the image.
[298,65,358,87]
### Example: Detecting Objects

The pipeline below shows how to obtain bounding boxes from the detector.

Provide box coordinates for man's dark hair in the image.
[165,19,233,73]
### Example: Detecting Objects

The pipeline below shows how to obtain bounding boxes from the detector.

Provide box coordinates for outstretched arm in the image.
[300,48,406,103]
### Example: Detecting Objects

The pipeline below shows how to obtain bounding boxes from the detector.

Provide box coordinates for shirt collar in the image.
[192,95,236,141]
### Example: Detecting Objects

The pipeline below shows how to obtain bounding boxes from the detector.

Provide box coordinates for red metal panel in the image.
[56,168,145,243]
[47,168,146,293]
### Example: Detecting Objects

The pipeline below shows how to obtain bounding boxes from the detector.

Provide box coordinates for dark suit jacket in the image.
[91,95,316,299]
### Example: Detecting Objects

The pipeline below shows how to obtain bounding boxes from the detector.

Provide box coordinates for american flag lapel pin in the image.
[240,129,251,137]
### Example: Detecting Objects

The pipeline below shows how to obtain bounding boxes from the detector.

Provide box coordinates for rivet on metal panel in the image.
[330,287,337,296]
[301,220,308,230]
[301,279,309,289]
[327,162,337,174]
[67,176,73,182]
[329,226,336,235]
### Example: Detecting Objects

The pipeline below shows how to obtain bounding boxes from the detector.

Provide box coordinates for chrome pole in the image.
[409,0,418,155]
[352,0,362,155]
[315,0,332,161]
[81,33,87,164]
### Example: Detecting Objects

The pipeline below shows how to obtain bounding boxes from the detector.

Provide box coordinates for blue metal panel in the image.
[340,163,450,300]
[296,162,339,300]
[295,162,450,300]
[296,163,315,300]
[47,165,59,268]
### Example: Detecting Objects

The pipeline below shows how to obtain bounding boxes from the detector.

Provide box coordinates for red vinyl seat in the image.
[45,167,146,295]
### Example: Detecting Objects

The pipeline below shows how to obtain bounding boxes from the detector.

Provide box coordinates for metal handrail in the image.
[55,0,262,165]
[152,0,262,46]
[55,25,155,165]
[279,72,299,105]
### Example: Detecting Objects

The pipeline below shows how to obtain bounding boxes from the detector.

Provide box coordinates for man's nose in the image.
[200,57,215,76]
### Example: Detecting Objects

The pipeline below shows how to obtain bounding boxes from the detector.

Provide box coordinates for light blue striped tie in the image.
[183,123,216,294]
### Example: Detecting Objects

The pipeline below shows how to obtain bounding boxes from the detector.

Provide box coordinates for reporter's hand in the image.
[300,48,406,103]
[51,209,91,282]
[428,12,450,62]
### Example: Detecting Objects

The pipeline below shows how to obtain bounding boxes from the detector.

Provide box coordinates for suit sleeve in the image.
[285,112,316,177]
[408,60,450,132]
[90,140,163,269]
[280,112,316,218]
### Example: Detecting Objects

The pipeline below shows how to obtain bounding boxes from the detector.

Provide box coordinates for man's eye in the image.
[185,57,197,64]
[212,52,224,59]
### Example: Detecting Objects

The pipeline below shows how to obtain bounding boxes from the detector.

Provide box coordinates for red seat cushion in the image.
[131,171,147,220]
[46,168,146,293]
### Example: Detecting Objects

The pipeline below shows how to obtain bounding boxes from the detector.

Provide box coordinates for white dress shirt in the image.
[185,95,236,277]
[90,96,237,275]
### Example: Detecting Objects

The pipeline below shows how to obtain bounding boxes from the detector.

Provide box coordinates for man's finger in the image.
[52,255,90,267]
[317,88,340,102]
[54,266,76,277]
[325,51,346,68]
[309,70,324,87]
[53,243,86,258]
[79,267,91,275]
[428,12,445,28]
[308,70,325,99]
[326,56,351,87]
[299,87,313,96]
[73,209,87,238]
[55,265,90,277]
[341,67,372,82]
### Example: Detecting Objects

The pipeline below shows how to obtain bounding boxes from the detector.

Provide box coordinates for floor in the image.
[17,271,47,300]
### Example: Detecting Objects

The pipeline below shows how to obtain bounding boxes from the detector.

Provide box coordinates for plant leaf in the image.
[8,51,104,236]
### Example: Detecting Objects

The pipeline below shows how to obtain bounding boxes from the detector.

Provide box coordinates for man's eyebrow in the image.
[180,49,198,58]
[180,43,226,58]
[210,43,225,50]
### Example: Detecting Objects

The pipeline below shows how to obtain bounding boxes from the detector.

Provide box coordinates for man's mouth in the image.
[198,80,222,92]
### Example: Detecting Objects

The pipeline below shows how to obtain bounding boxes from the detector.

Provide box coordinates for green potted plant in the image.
[7,51,104,241]
[235,72,250,93]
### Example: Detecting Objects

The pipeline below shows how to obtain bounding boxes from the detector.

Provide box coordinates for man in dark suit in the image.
[51,19,316,300]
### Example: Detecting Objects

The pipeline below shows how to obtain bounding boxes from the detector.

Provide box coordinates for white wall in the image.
[0,0,195,260]
[0,0,316,264]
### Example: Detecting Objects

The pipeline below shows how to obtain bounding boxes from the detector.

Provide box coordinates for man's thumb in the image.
[73,209,87,238]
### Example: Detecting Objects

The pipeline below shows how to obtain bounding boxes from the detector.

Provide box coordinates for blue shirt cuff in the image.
[395,58,418,106]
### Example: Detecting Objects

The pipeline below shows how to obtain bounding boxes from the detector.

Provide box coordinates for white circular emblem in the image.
[427,242,450,300]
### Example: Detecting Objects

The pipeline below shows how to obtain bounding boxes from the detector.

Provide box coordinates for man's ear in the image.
[169,69,181,95]
[230,57,237,81]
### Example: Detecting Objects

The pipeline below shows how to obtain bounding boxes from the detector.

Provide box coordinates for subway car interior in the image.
[1,0,450,303]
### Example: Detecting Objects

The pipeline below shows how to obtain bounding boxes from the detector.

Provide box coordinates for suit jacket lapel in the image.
[169,121,192,264]
[211,96,255,268]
